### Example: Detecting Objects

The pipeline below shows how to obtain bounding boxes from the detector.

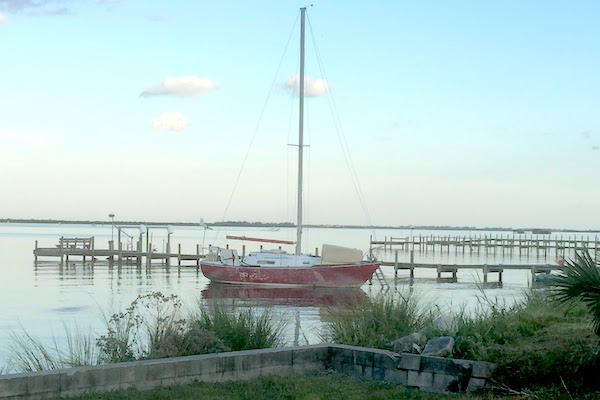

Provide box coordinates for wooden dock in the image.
[371,234,600,256]
[373,249,567,284]
[33,237,205,268]
[34,236,571,286]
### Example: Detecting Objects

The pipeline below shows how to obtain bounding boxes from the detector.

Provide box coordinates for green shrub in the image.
[97,292,186,362]
[96,293,284,362]
[551,250,600,335]
[189,301,285,351]
[453,290,599,391]
[322,290,436,349]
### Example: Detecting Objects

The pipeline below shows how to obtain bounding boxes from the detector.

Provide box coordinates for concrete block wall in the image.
[0,344,494,399]
[326,345,495,393]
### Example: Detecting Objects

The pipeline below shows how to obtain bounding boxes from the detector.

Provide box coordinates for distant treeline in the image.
[1,218,596,233]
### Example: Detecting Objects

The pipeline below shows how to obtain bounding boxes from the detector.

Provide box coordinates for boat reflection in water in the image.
[201,283,369,308]
[201,283,371,345]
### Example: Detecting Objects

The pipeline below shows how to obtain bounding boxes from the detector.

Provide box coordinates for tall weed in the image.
[7,324,99,372]
[190,301,285,351]
[322,290,436,349]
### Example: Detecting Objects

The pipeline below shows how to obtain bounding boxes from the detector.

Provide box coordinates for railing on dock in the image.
[370,234,600,256]
[34,236,205,269]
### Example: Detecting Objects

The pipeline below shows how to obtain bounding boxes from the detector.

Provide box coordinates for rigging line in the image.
[306,15,376,236]
[308,20,372,230]
[218,12,300,230]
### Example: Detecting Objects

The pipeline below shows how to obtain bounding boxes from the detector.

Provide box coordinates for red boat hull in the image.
[200,262,380,288]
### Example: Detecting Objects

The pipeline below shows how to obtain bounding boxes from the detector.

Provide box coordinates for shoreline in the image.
[1,218,597,233]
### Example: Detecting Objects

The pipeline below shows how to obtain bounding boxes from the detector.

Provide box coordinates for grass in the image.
[322,289,436,349]
[190,301,285,351]
[7,323,100,372]
[453,290,600,391]
[58,372,600,400]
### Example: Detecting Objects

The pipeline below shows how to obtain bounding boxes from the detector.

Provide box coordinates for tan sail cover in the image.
[321,244,363,264]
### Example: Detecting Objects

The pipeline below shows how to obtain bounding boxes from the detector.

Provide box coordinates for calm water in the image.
[0,222,595,370]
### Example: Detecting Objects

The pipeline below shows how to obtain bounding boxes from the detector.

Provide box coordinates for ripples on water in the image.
[1,223,596,370]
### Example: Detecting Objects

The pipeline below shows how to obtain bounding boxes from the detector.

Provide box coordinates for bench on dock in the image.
[57,237,94,250]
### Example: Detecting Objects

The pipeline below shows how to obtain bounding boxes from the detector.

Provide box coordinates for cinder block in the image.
[407,370,433,389]
[354,349,373,367]
[372,366,384,381]
[420,356,454,373]
[114,362,148,387]
[292,346,327,366]
[174,358,196,379]
[471,361,495,378]
[234,352,260,375]
[328,346,355,367]
[0,374,28,397]
[257,365,293,377]
[373,350,400,370]
[26,370,62,395]
[195,355,219,376]
[259,348,292,369]
[146,360,177,382]
[174,375,199,386]
[398,354,421,371]
[292,346,328,372]
[215,355,236,374]
[432,373,456,392]
[361,365,374,379]
[159,377,178,387]
[60,367,88,392]
[332,360,362,377]
[99,363,138,388]
[384,369,408,385]
[467,377,488,392]
[296,363,323,374]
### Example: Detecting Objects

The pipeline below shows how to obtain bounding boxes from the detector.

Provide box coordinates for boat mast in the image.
[295,6,307,256]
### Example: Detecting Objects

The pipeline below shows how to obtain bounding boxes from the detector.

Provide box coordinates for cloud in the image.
[0,0,73,15]
[141,76,220,98]
[282,74,331,97]
[0,1,125,16]
[0,12,6,23]
[152,112,189,131]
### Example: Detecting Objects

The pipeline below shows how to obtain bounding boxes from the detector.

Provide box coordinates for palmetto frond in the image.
[551,250,600,335]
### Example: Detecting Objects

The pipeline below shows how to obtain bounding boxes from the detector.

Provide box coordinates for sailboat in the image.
[200,7,380,288]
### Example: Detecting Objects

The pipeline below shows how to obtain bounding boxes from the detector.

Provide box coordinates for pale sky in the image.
[1,0,599,230]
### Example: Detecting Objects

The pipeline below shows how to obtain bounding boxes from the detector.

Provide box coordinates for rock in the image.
[412,343,422,354]
[389,332,427,353]
[422,336,454,357]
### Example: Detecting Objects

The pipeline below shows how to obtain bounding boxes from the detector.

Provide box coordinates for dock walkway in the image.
[34,237,204,268]
[371,234,599,256]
